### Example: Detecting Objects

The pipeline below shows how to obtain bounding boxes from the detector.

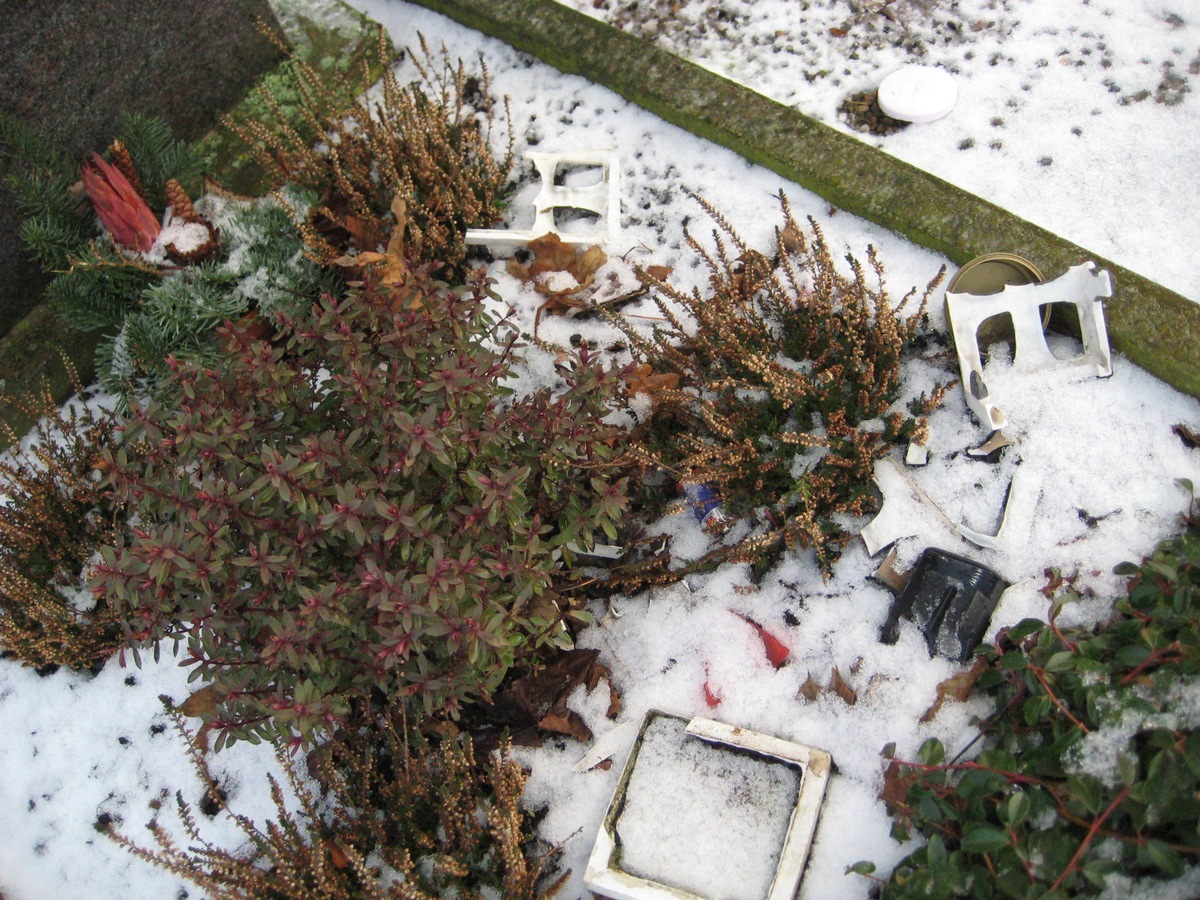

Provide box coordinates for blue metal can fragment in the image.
[681,482,730,530]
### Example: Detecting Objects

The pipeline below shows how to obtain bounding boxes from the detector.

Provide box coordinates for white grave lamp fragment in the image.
[465,148,620,247]
[584,711,831,900]
[945,262,1113,431]
[861,459,1041,555]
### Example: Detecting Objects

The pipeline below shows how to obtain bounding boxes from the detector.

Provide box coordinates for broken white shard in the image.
[573,720,638,773]
[906,442,930,466]
[877,65,957,123]
[956,468,1042,552]
[945,262,1113,431]
[966,429,1015,461]
[465,148,620,247]
[861,458,1041,555]
[861,458,959,556]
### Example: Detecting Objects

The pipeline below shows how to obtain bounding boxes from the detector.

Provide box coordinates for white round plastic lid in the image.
[877,65,957,123]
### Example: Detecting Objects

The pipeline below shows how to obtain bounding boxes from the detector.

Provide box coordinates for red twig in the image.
[1028,664,1090,733]
[1119,642,1184,685]
[896,758,1056,792]
[1049,787,1130,893]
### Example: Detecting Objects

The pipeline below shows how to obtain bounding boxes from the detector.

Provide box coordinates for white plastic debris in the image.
[861,459,1041,555]
[877,65,957,123]
[465,148,620,247]
[905,442,930,466]
[956,468,1042,552]
[945,262,1113,431]
[584,711,831,900]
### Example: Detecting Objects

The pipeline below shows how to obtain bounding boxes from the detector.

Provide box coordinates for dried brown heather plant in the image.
[611,195,948,580]
[229,27,513,277]
[0,376,125,671]
[108,704,562,899]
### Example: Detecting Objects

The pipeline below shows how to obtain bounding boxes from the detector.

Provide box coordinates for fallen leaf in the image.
[178,684,223,718]
[919,657,988,723]
[829,666,858,705]
[606,681,621,719]
[1174,423,1200,449]
[623,363,681,400]
[830,26,849,37]
[639,264,673,283]
[879,758,918,814]
[538,709,593,743]
[526,232,581,277]
[334,193,412,298]
[779,223,805,255]
[830,672,859,705]
[569,244,608,286]
[799,671,821,702]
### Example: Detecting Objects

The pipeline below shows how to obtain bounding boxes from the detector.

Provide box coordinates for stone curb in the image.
[408,0,1200,399]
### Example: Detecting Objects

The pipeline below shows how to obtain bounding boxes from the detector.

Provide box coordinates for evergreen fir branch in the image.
[47,243,160,332]
[115,112,205,206]
[93,328,141,406]
[20,212,94,271]
[0,112,67,171]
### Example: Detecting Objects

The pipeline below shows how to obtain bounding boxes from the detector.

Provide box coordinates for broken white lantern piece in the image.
[464,148,620,247]
[584,711,831,900]
[945,261,1113,431]
[877,65,957,123]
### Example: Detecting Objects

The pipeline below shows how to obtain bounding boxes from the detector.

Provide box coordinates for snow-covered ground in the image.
[3,1,1200,898]
[564,0,1200,305]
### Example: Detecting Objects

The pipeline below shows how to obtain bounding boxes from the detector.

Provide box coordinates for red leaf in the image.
[730,610,790,668]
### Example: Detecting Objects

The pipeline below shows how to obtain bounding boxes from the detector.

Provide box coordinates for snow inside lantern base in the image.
[584,711,832,900]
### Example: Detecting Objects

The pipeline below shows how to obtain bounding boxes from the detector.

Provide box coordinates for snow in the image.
[3,0,1200,898]
[561,0,1200,304]
[613,714,801,899]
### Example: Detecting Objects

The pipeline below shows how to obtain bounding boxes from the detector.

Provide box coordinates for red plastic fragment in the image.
[730,609,790,668]
[702,662,721,708]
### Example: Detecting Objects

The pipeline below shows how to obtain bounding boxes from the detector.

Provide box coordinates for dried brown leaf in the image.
[538,709,593,743]
[526,232,579,276]
[623,363,681,399]
[568,245,607,285]
[799,671,821,703]
[919,657,988,723]
[178,684,223,718]
[640,265,673,283]
[829,666,858,705]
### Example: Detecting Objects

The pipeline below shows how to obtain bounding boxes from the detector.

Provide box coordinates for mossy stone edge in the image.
[409,0,1200,400]
[0,0,386,442]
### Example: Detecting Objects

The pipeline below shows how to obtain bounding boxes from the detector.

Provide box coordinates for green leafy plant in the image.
[92,266,629,747]
[855,483,1200,897]
[108,701,563,898]
[608,195,946,583]
[0,375,125,671]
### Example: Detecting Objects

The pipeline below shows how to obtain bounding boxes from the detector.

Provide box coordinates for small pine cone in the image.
[165,178,202,224]
[107,140,145,201]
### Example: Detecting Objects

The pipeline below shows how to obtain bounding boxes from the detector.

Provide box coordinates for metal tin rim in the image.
[946,252,1045,295]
